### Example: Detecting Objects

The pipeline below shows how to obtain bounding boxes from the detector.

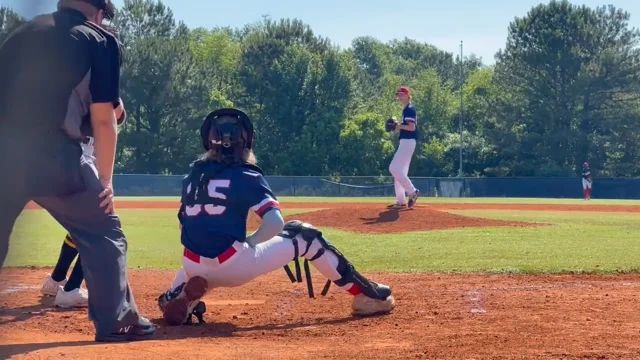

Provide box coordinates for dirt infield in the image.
[6,200,639,357]
[2,268,640,359]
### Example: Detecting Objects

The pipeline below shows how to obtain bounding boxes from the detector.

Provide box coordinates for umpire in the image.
[0,0,155,342]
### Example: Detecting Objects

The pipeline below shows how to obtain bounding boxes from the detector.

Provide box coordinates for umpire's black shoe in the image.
[95,316,156,342]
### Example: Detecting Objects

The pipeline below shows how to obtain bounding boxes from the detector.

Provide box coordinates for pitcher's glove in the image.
[385,118,398,132]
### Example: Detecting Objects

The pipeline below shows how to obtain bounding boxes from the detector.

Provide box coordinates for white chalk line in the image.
[424,281,640,296]
[275,289,302,316]
[0,285,39,295]
[468,290,487,314]
[437,282,640,315]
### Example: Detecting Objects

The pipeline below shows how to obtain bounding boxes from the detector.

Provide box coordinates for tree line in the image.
[2,0,640,178]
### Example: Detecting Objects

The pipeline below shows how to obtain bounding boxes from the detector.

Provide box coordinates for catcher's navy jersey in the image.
[178,162,280,259]
[582,168,591,180]
[399,103,418,140]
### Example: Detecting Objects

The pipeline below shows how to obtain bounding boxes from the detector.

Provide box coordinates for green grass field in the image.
[118,195,640,205]
[7,197,640,274]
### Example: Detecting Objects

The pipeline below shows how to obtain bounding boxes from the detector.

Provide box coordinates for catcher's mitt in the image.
[385,118,398,132]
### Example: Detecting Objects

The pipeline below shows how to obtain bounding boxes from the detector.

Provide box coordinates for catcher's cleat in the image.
[184,301,207,325]
[407,189,420,209]
[351,282,395,316]
[160,276,208,326]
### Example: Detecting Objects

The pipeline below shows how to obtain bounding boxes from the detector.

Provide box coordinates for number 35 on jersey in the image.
[184,180,230,216]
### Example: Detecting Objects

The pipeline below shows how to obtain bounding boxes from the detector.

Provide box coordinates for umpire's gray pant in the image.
[0,142,141,338]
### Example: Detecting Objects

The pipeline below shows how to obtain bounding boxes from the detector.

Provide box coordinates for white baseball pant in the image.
[389,139,417,204]
[582,178,592,189]
[170,236,361,295]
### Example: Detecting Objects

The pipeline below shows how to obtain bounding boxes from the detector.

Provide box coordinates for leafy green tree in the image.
[237,17,354,175]
[116,1,209,174]
[336,112,394,176]
[189,27,242,109]
[493,0,640,176]
[0,6,25,45]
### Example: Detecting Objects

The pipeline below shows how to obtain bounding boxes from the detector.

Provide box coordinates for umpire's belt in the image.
[183,241,243,266]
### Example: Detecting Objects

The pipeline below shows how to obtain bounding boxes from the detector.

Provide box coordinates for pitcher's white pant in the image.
[582,178,592,189]
[171,237,361,296]
[389,139,417,204]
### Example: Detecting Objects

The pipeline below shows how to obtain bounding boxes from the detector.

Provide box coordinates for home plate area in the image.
[2,269,640,358]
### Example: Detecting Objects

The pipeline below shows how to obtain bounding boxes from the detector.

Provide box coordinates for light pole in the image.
[458,40,464,177]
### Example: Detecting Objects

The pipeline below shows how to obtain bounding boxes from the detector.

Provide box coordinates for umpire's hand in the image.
[99,178,115,214]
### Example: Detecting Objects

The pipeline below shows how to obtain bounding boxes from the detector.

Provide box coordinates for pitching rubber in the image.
[163,276,208,326]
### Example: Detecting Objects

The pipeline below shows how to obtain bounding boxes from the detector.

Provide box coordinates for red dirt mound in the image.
[246,206,537,234]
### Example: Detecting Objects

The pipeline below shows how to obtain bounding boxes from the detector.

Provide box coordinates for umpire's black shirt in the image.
[0,9,121,197]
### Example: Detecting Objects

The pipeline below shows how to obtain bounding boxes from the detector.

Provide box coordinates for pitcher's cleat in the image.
[387,203,406,209]
[408,189,420,209]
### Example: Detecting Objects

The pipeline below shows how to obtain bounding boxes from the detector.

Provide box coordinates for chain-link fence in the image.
[112,174,640,199]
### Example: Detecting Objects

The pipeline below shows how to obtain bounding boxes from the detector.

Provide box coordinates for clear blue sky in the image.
[4,0,639,64]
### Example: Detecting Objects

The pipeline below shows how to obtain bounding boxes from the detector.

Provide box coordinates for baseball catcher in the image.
[157,108,396,326]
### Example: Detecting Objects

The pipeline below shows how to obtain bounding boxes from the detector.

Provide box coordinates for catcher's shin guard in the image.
[157,276,208,326]
[280,221,394,310]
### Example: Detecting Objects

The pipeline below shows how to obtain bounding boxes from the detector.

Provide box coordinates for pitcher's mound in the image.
[250,206,539,234]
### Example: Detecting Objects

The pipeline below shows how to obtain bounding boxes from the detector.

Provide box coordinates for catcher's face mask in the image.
[200,108,255,164]
[213,117,243,150]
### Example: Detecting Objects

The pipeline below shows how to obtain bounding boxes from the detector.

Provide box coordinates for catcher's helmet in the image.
[584,162,589,168]
[200,108,254,165]
[83,0,116,20]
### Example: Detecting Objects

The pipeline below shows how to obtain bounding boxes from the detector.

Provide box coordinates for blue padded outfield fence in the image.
[112,175,640,199]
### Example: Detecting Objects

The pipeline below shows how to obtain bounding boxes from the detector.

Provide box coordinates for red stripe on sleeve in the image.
[256,201,279,217]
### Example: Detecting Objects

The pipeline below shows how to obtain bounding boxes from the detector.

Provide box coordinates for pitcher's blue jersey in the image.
[399,103,418,140]
[178,161,280,259]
